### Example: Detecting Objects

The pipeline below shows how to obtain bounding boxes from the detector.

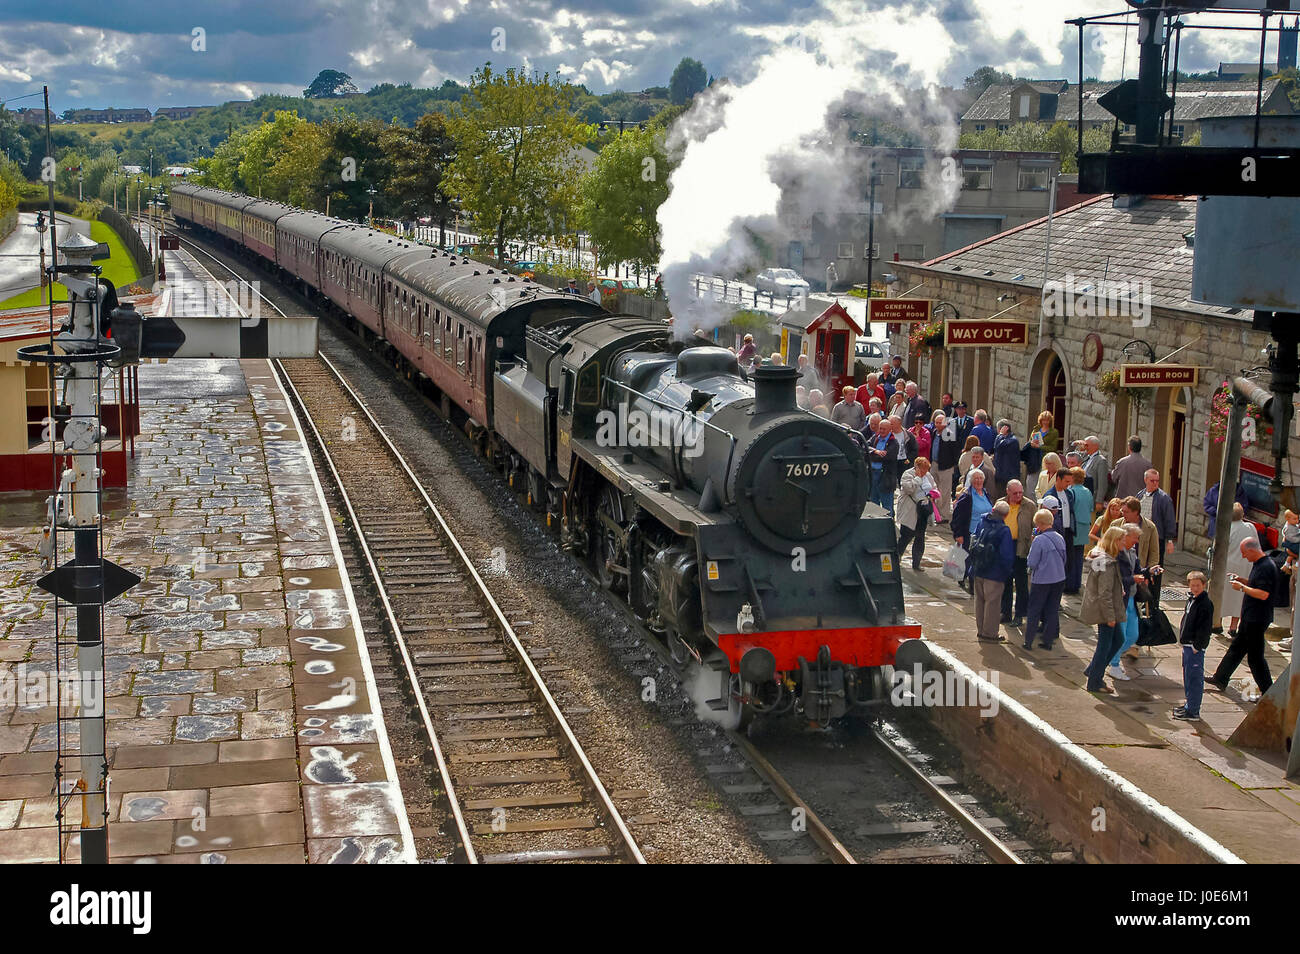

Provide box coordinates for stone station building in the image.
[885,193,1299,553]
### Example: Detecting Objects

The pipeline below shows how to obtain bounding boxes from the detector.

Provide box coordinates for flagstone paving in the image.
[0,358,411,863]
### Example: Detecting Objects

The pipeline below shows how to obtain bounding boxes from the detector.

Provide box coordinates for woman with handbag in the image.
[1081,527,1128,694]
[1106,523,1146,681]
[896,457,937,571]
[951,471,991,592]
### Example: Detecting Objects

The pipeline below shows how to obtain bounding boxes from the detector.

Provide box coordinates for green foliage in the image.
[958,121,1110,173]
[1275,67,1300,111]
[444,65,592,262]
[578,125,671,273]
[380,113,455,223]
[305,69,360,99]
[75,199,105,219]
[318,115,387,219]
[670,58,708,106]
[0,174,17,218]
[964,66,1017,94]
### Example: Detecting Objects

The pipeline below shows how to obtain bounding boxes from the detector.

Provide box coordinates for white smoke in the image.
[658,2,965,336]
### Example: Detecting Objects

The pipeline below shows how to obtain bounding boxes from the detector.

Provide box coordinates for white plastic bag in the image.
[942,543,967,581]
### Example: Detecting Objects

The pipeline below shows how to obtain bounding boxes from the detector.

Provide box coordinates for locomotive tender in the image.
[169,182,920,724]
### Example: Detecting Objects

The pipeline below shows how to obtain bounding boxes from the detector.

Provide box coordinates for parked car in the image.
[854,338,890,364]
[755,267,811,298]
[853,337,891,379]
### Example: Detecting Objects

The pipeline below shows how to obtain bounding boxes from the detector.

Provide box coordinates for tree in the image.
[443,65,592,263]
[318,115,386,219]
[267,121,329,208]
[304,69,359,99]
[957,120,1110,173]
[380,112,456,232]
[578,125,671,275]
[238,110,308,197]
[669,58,707,105]
[964,66,1015,95]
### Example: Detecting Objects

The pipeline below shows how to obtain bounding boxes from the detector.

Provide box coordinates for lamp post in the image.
[135,176,142,222]
[78,168,83,202]
[367,186,378,228]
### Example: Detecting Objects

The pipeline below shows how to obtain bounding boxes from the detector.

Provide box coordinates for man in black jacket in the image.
[1209,538,1277,694]
[901,381,932,429]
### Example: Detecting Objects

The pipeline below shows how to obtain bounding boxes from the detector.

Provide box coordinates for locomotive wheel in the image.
[592,487,626,594]
[728,674,755,732]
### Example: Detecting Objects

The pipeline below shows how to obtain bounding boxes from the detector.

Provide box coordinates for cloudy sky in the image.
[0,0,1285,112]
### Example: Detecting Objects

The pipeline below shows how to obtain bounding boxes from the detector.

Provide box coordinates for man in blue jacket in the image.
[1138,468,1177,602]
[972,502,1016,642]
[1202,481,1249,537]
[971,409,995,451]
[992,419,1021,500]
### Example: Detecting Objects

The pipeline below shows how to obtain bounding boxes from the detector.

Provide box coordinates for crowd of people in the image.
[827,373,1294,715]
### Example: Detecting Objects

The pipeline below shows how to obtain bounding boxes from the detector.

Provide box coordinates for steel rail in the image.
[168,221,474,861]
[304,349,645,864]
[724,729,857,864]
[272,358,478,863]
[871,725,1023,865]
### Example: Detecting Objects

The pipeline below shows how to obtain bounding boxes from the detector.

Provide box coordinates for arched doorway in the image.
[1152,386,1191,534]
[1028,347,1068,442]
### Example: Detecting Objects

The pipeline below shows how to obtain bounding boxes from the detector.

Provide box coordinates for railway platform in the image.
[0,353,414,863]
[900,535,1299,864]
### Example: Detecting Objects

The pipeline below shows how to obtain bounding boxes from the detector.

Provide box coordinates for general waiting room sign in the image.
[943,319,1031,347]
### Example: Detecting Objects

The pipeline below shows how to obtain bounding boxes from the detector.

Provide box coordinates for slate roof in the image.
[961,80,1289,125]
[918,195,1239,320]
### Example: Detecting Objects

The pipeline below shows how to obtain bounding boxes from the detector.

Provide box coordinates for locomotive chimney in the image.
[752,364,800,415]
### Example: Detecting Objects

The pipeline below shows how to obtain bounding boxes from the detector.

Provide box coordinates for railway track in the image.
[277,354,645,864]
[156,217,1030,865]
[149,220,644,863]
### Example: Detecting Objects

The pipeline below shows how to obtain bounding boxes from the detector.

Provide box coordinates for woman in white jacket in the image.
[1219,503,1257,635]
[895,456,937,571]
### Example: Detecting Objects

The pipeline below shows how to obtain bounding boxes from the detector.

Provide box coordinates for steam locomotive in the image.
[169,182,921,724]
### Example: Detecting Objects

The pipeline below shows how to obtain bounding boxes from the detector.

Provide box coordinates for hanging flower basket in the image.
[1096,366,1153,408]
[1208,380,1272,448]
[908,320,945,358]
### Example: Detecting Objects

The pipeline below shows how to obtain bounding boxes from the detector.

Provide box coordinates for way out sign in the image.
[943,319,1030,347]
